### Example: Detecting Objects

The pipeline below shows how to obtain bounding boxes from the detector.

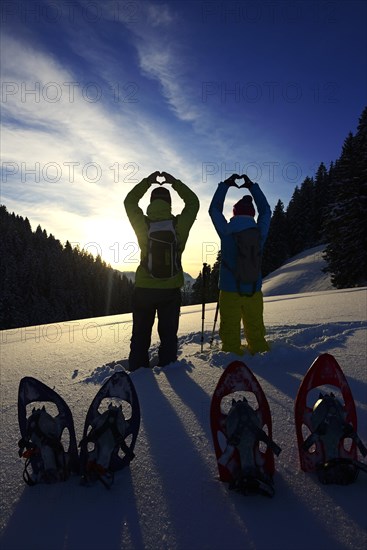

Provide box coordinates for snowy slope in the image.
[263,245,334,296]
[0,252,366,550]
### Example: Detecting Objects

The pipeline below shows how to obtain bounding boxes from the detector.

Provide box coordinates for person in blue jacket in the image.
[209,173,271,355]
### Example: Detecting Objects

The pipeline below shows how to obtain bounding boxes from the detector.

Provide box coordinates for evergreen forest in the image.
[1,107,366,329]
[192,106,367,303]
[0,211,134,330]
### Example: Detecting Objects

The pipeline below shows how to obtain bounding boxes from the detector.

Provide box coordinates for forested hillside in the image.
[2,108,365,329]
[193,106,367,302]
[262,107,367,285]
[0,208,134,329]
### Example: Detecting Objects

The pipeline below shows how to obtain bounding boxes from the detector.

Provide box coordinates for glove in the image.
[146,171,162,184]
[223,173,240,187]
[160,171,176,184]
[238,174,254,189]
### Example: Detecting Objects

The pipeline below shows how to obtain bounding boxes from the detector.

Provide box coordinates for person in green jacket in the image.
[124,171,200,371]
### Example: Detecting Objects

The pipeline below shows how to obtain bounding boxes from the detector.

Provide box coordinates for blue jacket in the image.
[208,182,271,293]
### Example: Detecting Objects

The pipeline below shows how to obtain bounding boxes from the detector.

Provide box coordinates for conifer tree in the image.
[286,177,317,255]
[323,107,367,287]
[286,186,303,255]
[262,200,289,276]
[314,162,331,241]
[208,251,220,302]
[191,269,205,305]
[0,206,136,329]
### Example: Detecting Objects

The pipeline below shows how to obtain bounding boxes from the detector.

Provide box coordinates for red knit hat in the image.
[233,195,255,217]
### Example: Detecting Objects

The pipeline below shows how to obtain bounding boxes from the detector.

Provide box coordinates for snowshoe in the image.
[18,377,79,486]
[210,361,281,497]
[79,370,140,489]
[295,353,367,484]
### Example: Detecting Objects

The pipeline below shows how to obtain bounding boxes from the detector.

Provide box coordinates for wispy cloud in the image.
[118,1,287,183]
[127,6,202,125]
[0,25,216,271]
[146,3,175,26]
[2,0,328,275]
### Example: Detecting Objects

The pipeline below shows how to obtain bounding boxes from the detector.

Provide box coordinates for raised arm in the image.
[161,171,200,247]
[124,171,160,234]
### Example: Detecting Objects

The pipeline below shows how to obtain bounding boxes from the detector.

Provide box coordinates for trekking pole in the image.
[209,301,219,348]
[200,263,209,352]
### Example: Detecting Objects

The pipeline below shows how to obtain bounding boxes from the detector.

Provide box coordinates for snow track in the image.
[1,281,366,549]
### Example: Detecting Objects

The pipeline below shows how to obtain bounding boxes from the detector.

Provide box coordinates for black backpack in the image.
[224,227,262,295]
[145,219,181,278]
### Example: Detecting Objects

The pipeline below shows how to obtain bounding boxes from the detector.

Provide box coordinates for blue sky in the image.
[1,0,366,277]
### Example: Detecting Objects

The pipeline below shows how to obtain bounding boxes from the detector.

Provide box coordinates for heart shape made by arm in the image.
[227,176,247,188]
[236,174,253,189]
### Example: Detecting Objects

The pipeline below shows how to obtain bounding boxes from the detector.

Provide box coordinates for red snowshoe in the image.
[210,361,281,497]
[295,353,367,484]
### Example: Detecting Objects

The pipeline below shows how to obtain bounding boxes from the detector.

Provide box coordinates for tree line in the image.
[1,107,365,329]
[0,207,134,330]
[192,106,367,302]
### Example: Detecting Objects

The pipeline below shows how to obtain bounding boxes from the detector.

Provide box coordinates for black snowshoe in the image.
[18,377,79,485]
[79,371,140,489]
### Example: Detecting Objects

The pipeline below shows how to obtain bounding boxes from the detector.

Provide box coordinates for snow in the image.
[1,249,366,550]
[262,245,334,296]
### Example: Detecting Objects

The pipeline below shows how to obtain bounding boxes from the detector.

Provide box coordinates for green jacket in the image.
[124,177,200,288]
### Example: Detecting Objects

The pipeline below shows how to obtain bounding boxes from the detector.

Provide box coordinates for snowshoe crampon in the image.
[295,353,367,484]
[17,377,79,486]
[210,361,281,497]
[79,370,140,489]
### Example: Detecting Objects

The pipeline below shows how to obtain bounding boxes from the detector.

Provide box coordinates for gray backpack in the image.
[145,219,181,278]
[234,227,262,281]
[225,227,262,295]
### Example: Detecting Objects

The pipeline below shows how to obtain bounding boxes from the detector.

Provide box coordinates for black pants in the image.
[128,287,181,370]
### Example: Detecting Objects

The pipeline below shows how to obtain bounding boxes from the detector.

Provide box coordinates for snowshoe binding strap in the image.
[316,458,359,485]
[224,398,281,497]
[226,398,281,457]
[80,404,132,489]
[317,457,367,485]
[84,460,115,490]
[303,392,367,484]
[229,467,275,498]
[317,458,360,485]
[18,406,69,486]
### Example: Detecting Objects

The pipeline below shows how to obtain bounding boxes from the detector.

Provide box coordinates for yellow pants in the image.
[219,290,270,355]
